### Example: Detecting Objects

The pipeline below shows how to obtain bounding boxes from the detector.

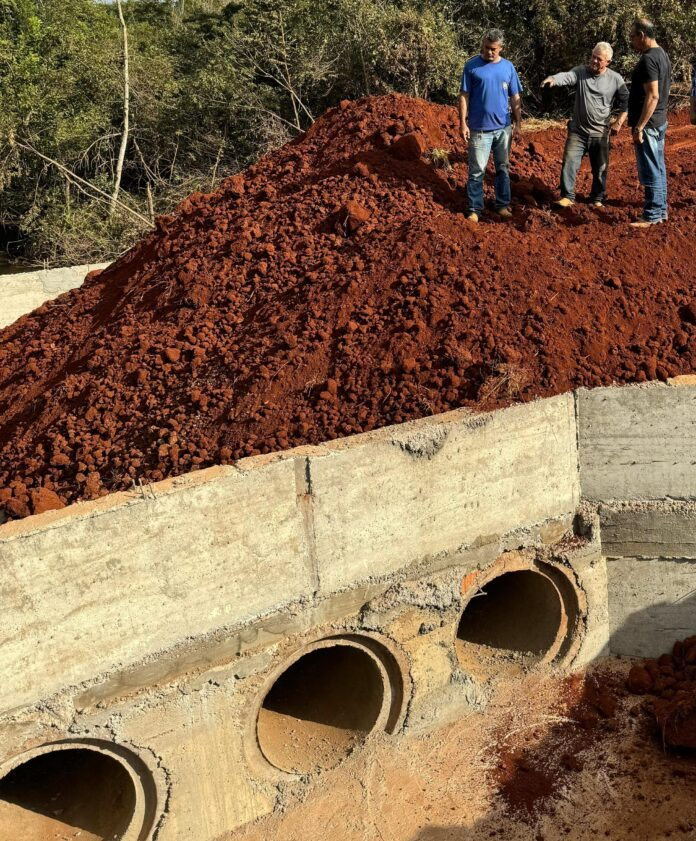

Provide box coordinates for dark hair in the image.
[632,18,655,38]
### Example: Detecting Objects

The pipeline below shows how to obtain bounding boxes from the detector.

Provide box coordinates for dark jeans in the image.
[634,123,668,222]
[560,129,610,202]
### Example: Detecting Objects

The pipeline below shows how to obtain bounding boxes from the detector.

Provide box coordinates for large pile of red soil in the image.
[1,94,695,519]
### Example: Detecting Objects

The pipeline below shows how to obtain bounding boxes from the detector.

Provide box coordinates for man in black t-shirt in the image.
[627,18,671,228]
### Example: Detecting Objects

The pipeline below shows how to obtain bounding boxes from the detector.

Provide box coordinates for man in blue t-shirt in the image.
[459,29,523,222]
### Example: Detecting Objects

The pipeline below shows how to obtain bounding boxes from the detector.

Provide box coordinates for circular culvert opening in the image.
[257,643,386,774]
[456,569,564,677]
[0,747,136,840]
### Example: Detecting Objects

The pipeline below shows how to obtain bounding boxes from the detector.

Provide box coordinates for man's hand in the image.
[610,117,625,136]
[540,77,555,88]
[632,126,644,144]
[512,124,522,143]
[460,124,470,143]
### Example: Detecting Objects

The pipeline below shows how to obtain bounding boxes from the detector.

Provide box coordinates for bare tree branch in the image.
[16,139,155,229]
[111,0,130,218]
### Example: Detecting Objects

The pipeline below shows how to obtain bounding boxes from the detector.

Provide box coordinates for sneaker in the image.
[466,212,479,223]
[495,206,513,219]
[591,200,603,208]
[630,218,662,228]
[553,197,574,208]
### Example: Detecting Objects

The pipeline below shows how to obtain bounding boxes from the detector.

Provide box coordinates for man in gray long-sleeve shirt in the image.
[542,42,629,207]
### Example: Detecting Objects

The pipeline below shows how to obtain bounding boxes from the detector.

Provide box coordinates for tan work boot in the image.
[495,206,513,219]
[630,219,662,228]
[553,197,574,208]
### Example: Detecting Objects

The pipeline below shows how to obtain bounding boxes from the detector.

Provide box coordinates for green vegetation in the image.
[0,0,693,265]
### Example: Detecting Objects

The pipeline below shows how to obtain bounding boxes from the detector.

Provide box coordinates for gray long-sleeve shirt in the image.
[551,65,629,136]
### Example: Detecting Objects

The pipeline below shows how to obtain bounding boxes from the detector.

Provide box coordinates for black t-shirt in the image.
[628,47,671,127]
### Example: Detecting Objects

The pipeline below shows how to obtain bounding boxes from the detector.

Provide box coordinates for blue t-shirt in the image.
[460,56,522,131]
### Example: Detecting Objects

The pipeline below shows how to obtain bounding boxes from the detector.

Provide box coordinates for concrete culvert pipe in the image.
[0,747,136,841]
[456,569,566,677]
[257,643,386,774]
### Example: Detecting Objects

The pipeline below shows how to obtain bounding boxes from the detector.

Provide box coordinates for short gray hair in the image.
[482,28,504,45]
[594,41,613,60]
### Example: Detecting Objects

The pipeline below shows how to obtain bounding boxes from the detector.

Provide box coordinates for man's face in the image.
[481,40,502,62]
[589,50,610,75]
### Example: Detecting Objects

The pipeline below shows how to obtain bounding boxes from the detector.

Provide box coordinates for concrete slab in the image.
[607,557,696,657]
[308,394,580,592]
[0,460,311,713]
[0,263,109,329]
[578,384,696,501]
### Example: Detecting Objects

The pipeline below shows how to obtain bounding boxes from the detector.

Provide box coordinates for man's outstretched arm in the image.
[541,68,579,88]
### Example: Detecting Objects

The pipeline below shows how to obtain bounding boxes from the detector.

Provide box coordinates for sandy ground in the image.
[229,658,696,841]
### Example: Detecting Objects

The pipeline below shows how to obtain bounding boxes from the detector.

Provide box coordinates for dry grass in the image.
[478,362,532,403]
[521,117,565,133]
[429,147,453,171]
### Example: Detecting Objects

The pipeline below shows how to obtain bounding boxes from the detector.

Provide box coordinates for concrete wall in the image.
[0,391,591,838]
[0,462,312,714]
[307,393,579,591]
[0,262,109,329]
[577,381,696,501]
[0,393,580,716]
[2,380,696,837]
[577,381,696,656]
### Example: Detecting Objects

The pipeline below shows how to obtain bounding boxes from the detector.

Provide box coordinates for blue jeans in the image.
[560,129,610,202]
[634,123,668,222]
[467,126,512,212]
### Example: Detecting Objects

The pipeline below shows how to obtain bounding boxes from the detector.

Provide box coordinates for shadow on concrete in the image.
[0,748,135,839]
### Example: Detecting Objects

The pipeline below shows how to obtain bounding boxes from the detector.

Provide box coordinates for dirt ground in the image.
[229,658,696,841]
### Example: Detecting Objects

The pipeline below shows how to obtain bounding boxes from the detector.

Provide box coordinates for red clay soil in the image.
[1,94,695,518]
[628,637,696,750]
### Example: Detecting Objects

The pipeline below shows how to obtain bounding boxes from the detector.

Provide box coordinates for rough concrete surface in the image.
[0,458,311,713]
[309,393,580,591]
[599,500,696,559]
[0,263,108,329]
[607,556,696,657]
[578,383,696,501]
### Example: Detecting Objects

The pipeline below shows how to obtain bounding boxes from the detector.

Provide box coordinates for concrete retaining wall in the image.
[0,262,109,329]
[1,380,696,838]
[0,461,312,713]
[307,393,579,591]
[0,393,580,715]
[577,381,696,501]
[577,381,696,657]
